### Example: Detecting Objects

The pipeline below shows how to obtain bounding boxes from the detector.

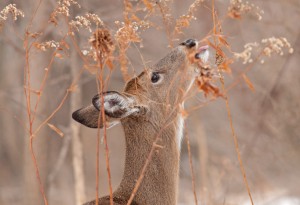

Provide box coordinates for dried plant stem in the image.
[186,96,217,113]
[100,73,114,205]
[24,33,49,205]
[185,131,199,205]
[226,52,263,92]
[30,51,56,123]
[219,75,254,205]
[29,35,68,125]
[33,90,69,136]
[29,135,48,205]
[211,0,254,204]
[157,1,173,48]
[96,55,114,205]
[96,115,100,205]
[26,0,42,30]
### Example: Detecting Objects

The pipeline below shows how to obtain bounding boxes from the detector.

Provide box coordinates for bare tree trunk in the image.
[196,124,209,205]
[70,49,86,205]
[0,29,24,204]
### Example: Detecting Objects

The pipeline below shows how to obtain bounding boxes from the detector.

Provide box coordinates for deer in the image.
[72,39,210,205]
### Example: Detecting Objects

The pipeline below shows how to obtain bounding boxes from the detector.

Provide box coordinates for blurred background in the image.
[0,0,300,205]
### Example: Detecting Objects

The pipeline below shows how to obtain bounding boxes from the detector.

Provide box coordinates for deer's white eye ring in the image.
[151,72,163,84]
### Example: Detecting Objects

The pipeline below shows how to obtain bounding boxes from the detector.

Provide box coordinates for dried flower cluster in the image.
[0,4,24,30]
[69,13,104,32]
[33,40,60,51]
[234,37,293,64]
[115,19,149,80]
[196,66,222,97]
[56,0,80,16]
[156,1,173,30]
[174,0,204,34]
[261,37,293,57]
[234,42,258,64]
[115,21,143,46]
[228,0,264,20]
[50,0,80,25]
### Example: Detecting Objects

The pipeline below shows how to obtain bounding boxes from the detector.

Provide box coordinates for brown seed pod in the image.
[89,28,115,56]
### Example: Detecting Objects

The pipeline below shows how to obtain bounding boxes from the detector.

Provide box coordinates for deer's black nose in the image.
[180,39,197,48]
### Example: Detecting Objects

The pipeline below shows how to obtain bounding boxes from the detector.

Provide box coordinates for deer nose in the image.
[180,39,197,48]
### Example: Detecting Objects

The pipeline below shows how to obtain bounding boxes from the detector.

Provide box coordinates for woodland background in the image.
[0,0,300,205]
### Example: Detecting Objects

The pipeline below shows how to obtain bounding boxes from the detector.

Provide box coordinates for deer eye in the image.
[151,72,162,84]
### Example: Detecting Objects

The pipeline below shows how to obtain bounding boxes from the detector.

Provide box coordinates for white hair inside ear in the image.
[93,91,143,119]
[103,93,128,113]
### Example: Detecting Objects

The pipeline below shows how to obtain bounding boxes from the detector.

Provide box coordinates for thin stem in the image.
[185,131,199,205]
[219,75,254,205]
[211,1,254,204]
[24,28,48,205]
[99,61,114,205]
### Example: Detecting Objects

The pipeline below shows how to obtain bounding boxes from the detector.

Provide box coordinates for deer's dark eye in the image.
[151,72,160,83]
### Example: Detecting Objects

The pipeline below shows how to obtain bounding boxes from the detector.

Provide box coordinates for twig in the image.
[24,26,49,205]
[156,1,173,48]
[220,75,254,205]
[211,1,254,204]
[47,128,71,185]
[94,34,114,205]
[185,130,199,205]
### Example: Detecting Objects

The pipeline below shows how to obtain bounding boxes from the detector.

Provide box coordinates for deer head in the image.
[72,39,209,130]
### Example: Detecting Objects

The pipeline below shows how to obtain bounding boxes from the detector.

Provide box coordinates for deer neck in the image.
[115,114,183,205]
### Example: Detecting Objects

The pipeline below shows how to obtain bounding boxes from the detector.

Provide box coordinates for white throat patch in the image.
[176,115,185,150]
[176,103,186,150]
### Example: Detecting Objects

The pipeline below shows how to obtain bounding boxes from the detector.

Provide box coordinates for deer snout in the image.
[180,39,198,48]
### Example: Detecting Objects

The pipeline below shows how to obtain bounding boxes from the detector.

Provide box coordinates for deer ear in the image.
[72,104,120,129]
[72,91,147,129]
[92,91,147,119]
[72,104,103,128]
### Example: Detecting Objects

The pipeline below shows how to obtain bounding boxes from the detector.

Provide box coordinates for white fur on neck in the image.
[175,73,196,150]
[176,103,185,150]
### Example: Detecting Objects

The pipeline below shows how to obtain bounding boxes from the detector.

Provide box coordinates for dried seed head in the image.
[0,4,25,21]
[0,4,24,30]
[69,13,103,32]
[228,0,263,20]
[234,42,258,64]
[89,29,115,56]
[261,37,293,57]
[234,37,293,64]
[34,40,60,51]
[174,0,204,35]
